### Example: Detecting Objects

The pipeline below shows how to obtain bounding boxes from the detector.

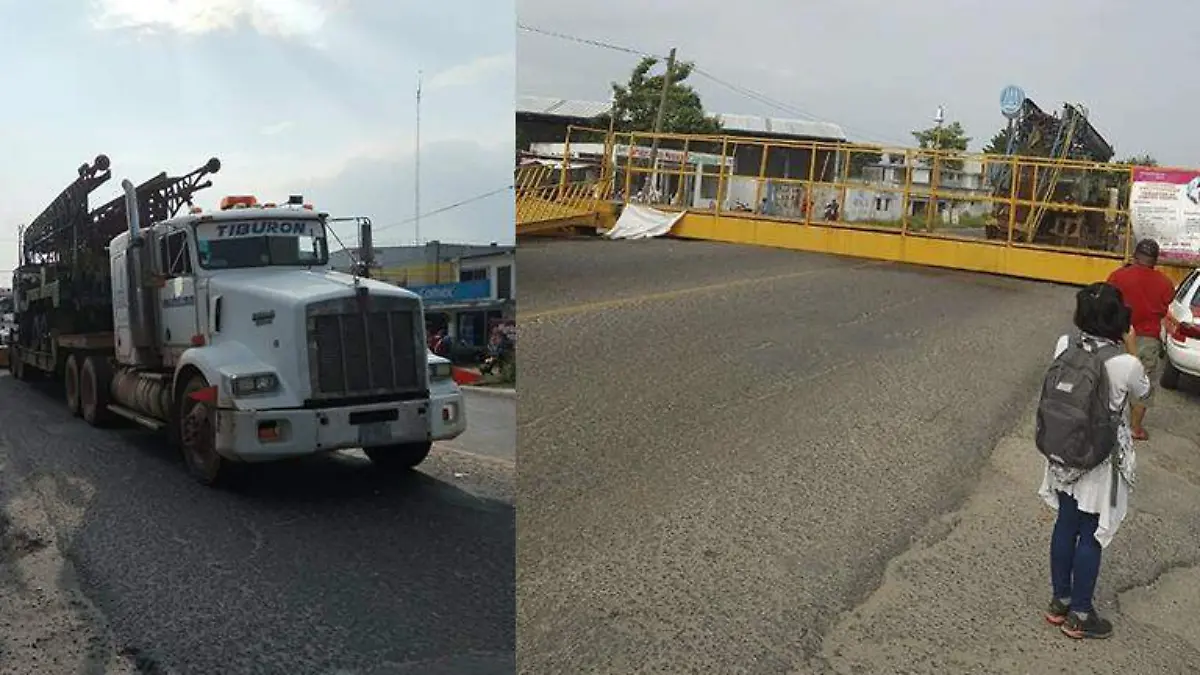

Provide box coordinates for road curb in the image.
[461,385,517,398]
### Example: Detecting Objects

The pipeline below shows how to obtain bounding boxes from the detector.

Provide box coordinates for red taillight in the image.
[1166,315,1200,341]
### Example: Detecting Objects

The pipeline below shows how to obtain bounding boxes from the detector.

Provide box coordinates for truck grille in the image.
[306,295,422,398]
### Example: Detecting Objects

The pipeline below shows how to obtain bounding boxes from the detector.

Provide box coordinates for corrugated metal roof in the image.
[517,95,847,141]
[715,113,846,141]
[517,95,612,119]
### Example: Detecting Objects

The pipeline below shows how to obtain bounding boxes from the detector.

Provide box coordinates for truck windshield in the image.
[194,219,329,270]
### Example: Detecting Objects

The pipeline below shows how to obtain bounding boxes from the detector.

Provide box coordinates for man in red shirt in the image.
[1107,238,1176,440]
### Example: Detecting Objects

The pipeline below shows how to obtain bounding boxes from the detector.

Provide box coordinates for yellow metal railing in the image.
[520,125,1155,258]
[515,160,611,232]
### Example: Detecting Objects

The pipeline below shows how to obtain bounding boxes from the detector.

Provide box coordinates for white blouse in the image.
[1037,334,1150,548]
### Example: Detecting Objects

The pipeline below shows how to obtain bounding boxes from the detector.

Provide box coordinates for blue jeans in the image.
[1050,491,1102,613]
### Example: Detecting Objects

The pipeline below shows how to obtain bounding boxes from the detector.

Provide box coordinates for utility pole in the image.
[645,47,676,194]
[929,105,945,231]
[415,69,422,247]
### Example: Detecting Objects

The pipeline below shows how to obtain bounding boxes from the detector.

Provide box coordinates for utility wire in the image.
[517,23,658,58]
[369,185,514,236]
[518,23,908,146]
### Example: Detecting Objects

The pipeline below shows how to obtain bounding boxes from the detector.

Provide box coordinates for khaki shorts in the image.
[1135,336,1163,406]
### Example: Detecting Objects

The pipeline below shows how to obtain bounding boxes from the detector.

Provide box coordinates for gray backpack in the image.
[1035,334,1123,472]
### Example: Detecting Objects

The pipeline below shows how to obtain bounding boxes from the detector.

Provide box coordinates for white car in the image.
[428,351,467,440]
[1159,268,1200,389]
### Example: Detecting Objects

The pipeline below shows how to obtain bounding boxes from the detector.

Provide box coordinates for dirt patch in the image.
[818,393,1200,674]
[0,452,139,674]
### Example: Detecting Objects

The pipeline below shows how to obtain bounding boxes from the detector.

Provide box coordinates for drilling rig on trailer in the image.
[986,98,1122,251]
[8,156,449,486]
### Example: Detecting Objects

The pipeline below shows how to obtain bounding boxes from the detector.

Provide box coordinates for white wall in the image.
[459,251,516,301]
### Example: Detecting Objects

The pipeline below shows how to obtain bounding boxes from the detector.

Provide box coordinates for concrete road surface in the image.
[445,389,516,463]
[517,237,1126,673]
[0,374,514,675]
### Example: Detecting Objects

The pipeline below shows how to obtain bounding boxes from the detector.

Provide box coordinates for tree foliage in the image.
[912,121,970,170]
[981,125,1014,155]
[1117,153,1158,168]
[848,148,884,178]
[595,56,722,135]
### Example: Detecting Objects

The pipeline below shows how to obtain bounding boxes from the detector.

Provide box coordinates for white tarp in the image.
[605,204,685,240]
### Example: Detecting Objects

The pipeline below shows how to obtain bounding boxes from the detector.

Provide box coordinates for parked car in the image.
[1159,268,1200,389]
[428,350,467,441]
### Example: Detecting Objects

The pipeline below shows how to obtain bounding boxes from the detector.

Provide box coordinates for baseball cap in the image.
[1134,238,1160,259]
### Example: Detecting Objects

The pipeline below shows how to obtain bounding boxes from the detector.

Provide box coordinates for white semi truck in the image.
[9,155,459,485]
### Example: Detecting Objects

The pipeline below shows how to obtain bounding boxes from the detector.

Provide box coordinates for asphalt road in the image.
[518,237,1079,673]
[0,376,514,675]
[443,391,516,463]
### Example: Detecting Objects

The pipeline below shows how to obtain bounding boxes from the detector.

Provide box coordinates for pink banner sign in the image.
[1130,167,1200,266]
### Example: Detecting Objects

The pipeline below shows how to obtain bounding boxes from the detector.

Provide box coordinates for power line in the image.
[518,24,658,58]
[369,185,513,236]
[519,24,907,146]
[688,67,910,146]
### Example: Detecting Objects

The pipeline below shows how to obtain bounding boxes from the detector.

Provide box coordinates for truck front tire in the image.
[365,441,433,472]
[178,374,227,486]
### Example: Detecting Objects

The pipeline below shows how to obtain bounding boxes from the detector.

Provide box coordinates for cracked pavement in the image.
[820,386,1200,673]
[0,376,514,675]
[517,237,1200,673]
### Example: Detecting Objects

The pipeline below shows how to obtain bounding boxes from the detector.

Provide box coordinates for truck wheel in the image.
[365,441,433,471]
[64,354,81,417]
[79,356,114,427]
[178,374,227,486]
[1161,357,1182,391]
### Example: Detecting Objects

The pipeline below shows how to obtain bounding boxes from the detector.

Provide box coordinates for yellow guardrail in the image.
[517,125,1195,285]
[515,162,610,234]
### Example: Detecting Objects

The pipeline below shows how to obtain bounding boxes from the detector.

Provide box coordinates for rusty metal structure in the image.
[986,99,1120,249]
[13,156,220,360]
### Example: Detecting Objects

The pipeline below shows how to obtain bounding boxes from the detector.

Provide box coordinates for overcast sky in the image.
[518,0,1196,164]
[0,0,514,276]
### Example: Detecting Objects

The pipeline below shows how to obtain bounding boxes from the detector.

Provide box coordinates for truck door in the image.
[157,230,201,359]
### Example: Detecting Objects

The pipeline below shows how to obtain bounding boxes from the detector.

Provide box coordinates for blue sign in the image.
[411,280,492,305]
[1000,85,1025,119]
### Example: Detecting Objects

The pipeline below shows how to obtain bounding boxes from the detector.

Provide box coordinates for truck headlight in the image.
[229,372,279,396]
[429,362,452,382]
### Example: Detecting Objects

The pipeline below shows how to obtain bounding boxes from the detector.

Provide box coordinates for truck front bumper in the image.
[213,399,432,462]
[430,387,466,441]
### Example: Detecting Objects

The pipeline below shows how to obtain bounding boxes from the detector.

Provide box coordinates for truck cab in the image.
[106,193,447,483]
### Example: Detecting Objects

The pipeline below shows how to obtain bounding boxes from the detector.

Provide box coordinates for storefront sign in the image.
[411,280,492,305]
[1131,167,1200,265]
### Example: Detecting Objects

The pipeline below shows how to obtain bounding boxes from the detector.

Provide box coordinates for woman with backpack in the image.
[1037,282,1150,640]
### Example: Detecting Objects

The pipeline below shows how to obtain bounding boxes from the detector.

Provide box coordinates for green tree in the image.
[980,125,1014,155]
[1107,154,1160,196]
[912,121,970,170]
[1117,153,1158,167]
[848,148,884,179]
[595,56,722,135]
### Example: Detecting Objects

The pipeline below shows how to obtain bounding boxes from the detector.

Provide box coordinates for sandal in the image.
[1132,428,1149,441]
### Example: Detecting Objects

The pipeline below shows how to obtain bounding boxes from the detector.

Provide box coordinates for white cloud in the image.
[89,0,335,39]
[428,52,515,90]
[260,120,294,135]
